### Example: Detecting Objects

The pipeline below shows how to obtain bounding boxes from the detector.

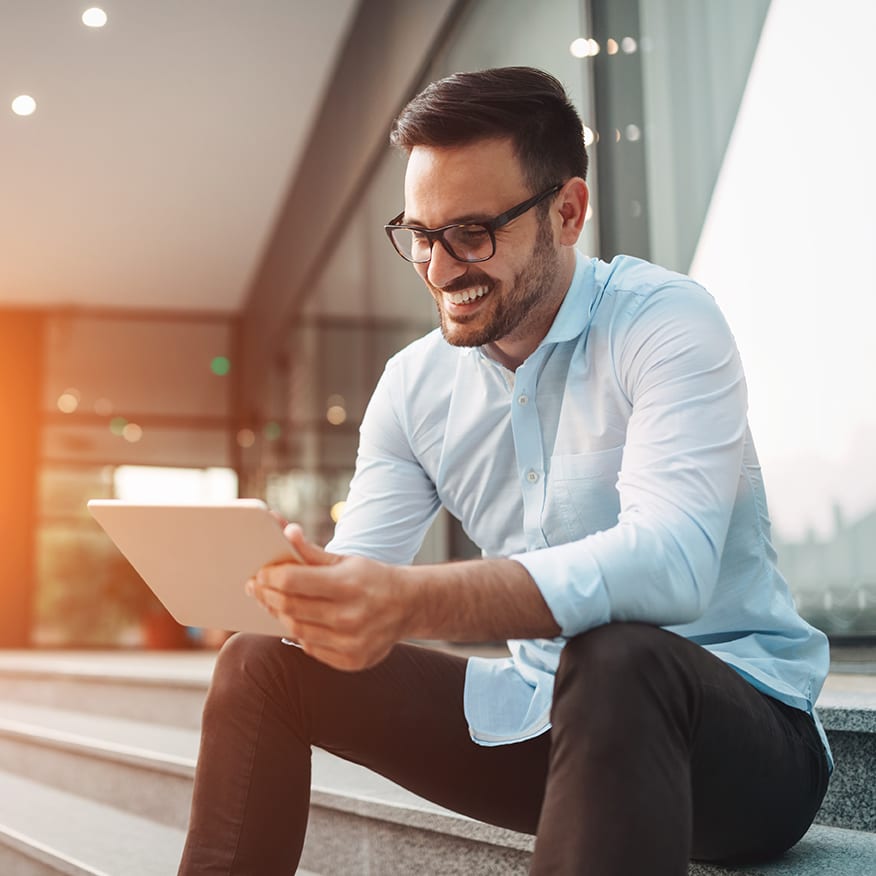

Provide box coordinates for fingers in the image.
[246,578,389,670]
[277,616,392,672]
[250,579,333,626]
[243,549,400,672]
[283,524,338,566]
[298,640,392,672]
[253,561,341,600]
[268,509,289,529]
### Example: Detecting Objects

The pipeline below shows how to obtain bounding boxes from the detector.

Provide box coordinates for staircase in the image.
[0,650,872,876]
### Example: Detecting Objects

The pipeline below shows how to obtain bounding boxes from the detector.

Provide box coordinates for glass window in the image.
[599,0,876,638]
[34,461,238,647]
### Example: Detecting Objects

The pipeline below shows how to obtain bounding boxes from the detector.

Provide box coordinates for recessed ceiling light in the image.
[82,7,108,28]
[11,95,36,116]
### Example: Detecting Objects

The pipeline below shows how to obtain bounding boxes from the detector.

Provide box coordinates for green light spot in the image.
[211,356,231,376]
[263,421,282,441]
[110,417,127,436]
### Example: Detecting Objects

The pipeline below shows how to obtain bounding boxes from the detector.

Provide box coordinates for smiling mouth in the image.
[446,285,489,305]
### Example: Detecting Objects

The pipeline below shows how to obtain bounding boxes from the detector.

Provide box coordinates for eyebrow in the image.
[401,210,495,228]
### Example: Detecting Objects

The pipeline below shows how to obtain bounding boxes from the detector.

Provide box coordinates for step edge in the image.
[310,785,535,851]
[0,718,195,777]
[0,822,111,876]
[0,668,210,691]
[819,706,876,732]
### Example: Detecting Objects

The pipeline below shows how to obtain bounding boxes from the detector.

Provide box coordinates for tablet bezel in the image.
[87,499,300,637]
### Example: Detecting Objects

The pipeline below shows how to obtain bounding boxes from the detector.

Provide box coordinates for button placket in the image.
[510,354,549,550]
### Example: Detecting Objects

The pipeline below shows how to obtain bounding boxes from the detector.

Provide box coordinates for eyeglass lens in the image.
[392,224,493,263]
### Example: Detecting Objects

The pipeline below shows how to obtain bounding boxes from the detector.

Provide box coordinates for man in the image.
[178,67,830,875]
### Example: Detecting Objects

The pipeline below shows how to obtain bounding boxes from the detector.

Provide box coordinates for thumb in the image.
[284,523,338,566]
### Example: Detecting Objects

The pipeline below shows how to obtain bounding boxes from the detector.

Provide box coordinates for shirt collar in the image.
[468,250,598,366]
[538,249,597,348]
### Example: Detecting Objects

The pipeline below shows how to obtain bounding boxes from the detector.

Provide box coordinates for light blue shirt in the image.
[327,252,832,763]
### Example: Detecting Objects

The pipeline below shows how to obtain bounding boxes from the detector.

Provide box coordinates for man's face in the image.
[402,138,566,364]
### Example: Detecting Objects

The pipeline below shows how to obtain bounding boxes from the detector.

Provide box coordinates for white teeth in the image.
[448,286,488,305]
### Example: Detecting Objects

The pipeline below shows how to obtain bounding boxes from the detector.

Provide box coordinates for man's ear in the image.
[555,178,589,246]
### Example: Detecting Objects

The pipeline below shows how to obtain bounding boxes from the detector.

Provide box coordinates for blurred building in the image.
[1,0,873,647]
[777,508,876,638]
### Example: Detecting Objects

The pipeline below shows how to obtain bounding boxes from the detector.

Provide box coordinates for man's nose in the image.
[426,239,468,289]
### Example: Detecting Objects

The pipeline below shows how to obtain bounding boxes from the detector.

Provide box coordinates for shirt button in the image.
[526,470,539,483]
[518,394,529,405]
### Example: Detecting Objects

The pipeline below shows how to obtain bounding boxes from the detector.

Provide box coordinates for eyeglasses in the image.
[384,183,563,264]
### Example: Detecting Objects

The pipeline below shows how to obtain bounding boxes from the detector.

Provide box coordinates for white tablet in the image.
[87,499,301,637]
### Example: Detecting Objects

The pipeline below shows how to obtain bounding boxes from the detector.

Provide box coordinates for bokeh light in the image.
[211,356,231,376]
[57,389,80,413]
[326,405,347,425]
[570,37,600,58]
[236,428,256,448]
[11,95,36,116]
[122,423,143,443]
[82,7,108,28]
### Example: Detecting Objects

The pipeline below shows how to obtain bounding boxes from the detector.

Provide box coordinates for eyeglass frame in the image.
[384,182,563,264]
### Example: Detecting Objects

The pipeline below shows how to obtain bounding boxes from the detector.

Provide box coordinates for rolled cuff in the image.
[510,543,611,637]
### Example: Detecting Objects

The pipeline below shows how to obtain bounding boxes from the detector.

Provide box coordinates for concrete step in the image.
[0,770,185,876]
[0,702,197,829]
[0,698,535,872]
[0,698,873,874]
[689,825,876,876]
[811,674,876,831]
[0,771,322,876]
[2,650,875,830]
[1,652,875,873]
[0,651,214,730]
[1,778,871,876]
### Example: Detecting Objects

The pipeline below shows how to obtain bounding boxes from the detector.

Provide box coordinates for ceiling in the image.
[0,0,359,313]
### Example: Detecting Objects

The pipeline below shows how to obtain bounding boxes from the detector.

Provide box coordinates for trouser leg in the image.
[177,635,312,874]
[530,623,830,876]
[179,625,828,875]
[177,634,551,875]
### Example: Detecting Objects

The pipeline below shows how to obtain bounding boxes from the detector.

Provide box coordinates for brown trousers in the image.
[179,623,829,875]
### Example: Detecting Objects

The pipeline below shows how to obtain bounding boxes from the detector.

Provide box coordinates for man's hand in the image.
[246,522,561,672]
[246,524,410,671]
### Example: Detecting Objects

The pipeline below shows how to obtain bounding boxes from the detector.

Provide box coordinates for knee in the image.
[205,633,287,711]
[552,624,700,758]
[554,623,686,713]
[561,622,668,675]
[214,631,277,677]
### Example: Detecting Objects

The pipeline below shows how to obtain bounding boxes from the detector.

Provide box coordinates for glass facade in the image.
[592,0,876,637]
[34,311,236,645]
[17,0,876,646]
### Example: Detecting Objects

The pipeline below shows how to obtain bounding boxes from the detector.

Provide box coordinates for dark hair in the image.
[390,66,588,191]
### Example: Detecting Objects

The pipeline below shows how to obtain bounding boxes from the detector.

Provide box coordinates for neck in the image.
[485,249,577,370]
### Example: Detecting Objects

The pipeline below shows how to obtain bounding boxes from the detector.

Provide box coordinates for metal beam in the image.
[590,0,651,261]
[239,0,464,405]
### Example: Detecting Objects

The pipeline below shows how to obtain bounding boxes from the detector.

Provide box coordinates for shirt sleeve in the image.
[511,282,749,635]
[326,358,442,563]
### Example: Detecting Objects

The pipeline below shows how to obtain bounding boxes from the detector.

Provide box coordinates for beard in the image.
[433,216,562,350]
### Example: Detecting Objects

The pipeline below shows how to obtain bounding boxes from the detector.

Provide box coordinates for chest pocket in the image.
[543,446,624,543]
